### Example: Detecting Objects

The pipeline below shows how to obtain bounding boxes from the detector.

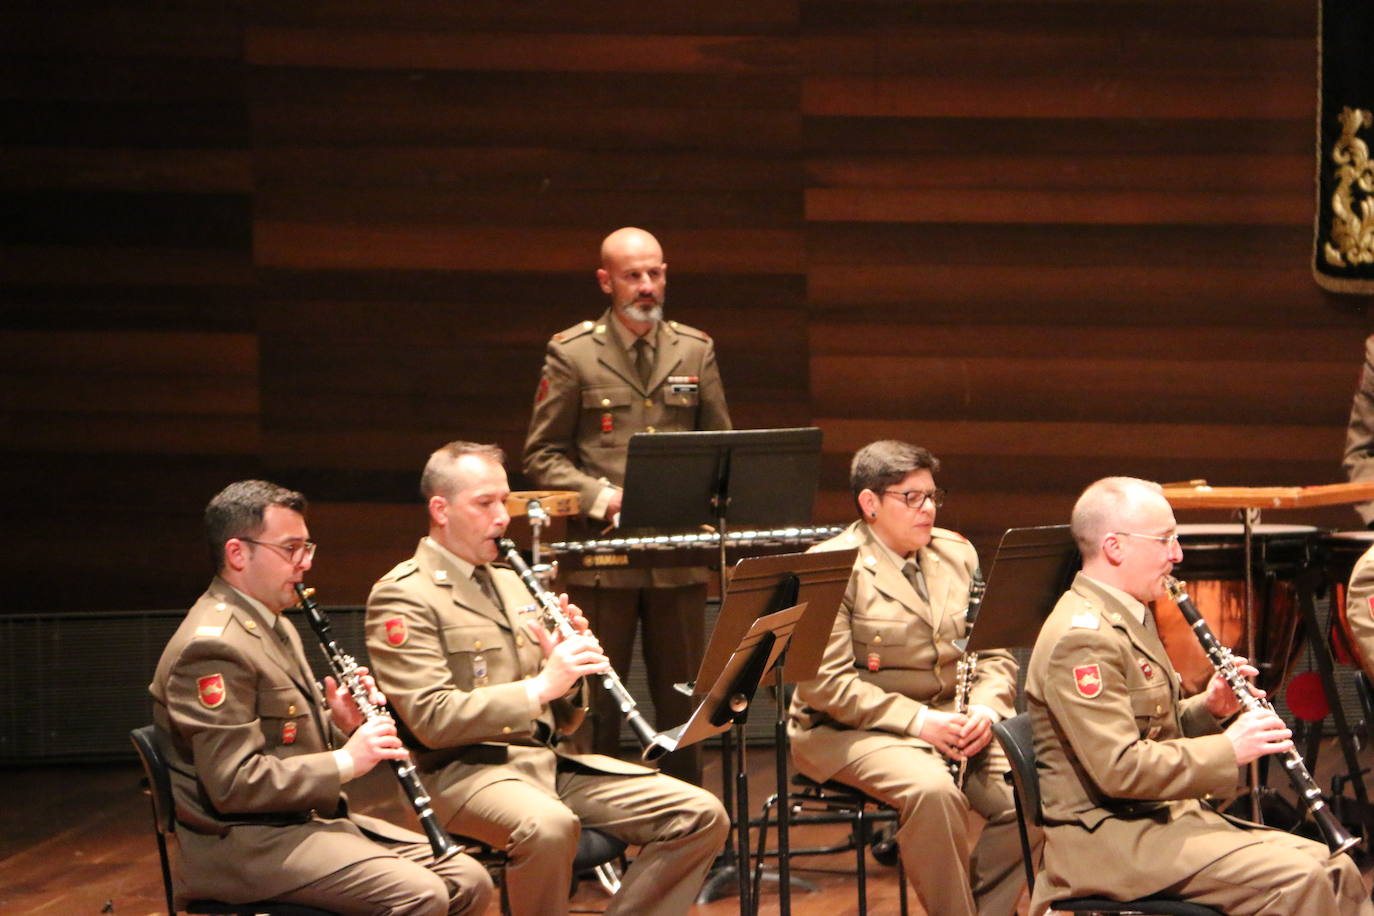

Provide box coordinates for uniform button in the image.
[1155,704,1163,714]
[516,636,525,647]
[287,704,297,715]
[474,640,483,650]
[245,620,256,630]
[501,726,512,734]
[644,398,653,407]
[645,425,656,433]
[873,635,882,644]
[601,398,611,407]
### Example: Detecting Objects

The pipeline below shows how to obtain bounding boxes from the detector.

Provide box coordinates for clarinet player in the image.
[363,441,727,916]
[148,480,492,916]
[1025,477,1371,915]
[788,440,1034,915]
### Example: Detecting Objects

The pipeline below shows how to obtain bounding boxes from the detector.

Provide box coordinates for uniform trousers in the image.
[445,764,728,916]
[823,740,1031,916]
[1155,827,1372,916]
[273,835,493,916]
[567,581,706,786]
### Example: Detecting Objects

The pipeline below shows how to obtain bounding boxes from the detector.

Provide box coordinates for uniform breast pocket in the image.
[1128,682,1171,738]
[443,624,508,690]
[662,387,699,408]
[582,386,634,443]
[256,685,311,750]
[851,616,908,656]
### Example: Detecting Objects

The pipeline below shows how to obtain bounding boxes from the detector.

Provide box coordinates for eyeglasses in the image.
[1111,531,1180,548]
[239,537,317,564]
[881,488,946,509]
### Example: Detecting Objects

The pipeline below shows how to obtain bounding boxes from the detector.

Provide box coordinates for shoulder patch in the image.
[1069,612,1100,630]
[378,558,419,583]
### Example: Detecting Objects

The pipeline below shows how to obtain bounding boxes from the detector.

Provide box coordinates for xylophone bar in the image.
[549,525,845,570]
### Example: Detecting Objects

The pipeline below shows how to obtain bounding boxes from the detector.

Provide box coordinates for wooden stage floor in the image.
[4,738,1373,915]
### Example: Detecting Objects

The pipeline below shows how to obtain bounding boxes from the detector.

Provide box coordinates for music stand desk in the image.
[1161,482,1374,510]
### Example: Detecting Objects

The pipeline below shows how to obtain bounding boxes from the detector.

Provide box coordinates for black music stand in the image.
[615,427,825,902]
[968,525,1080,653]
[654,549,854,916]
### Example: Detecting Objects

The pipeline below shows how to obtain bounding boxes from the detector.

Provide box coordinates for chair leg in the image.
[895,839,908,916]
[591,861,622,895]
[854,805,869,916]
[752,791,777,904]
[154,830,176,916]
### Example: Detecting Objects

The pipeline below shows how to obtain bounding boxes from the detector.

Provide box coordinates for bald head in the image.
[1072,476,1181,601]
[1071,477,1165,557]
[597,227,667,330]
[600,227,662,268]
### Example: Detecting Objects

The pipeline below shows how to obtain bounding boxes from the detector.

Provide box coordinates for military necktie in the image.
[472,566,503,611]
[902,558,930,603]
[633,336,653,388]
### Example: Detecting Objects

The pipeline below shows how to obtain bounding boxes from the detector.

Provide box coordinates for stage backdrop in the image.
[3,0,1371,614]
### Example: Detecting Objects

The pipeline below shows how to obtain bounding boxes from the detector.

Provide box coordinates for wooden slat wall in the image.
[801,0,1371,558]
[2,0,1369,611]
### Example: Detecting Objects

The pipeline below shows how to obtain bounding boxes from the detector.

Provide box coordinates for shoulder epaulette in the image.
[550,319,597,344]
[666,319,711,343]
[378,558,419,583]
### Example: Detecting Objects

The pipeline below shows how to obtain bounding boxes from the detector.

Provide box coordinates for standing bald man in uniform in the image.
[1026,476,1371,915]
[523,227,731,785]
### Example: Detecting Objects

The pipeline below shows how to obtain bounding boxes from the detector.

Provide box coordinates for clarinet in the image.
[1165,577,1358,857]
[496,538,673,761]
[950,568,986,789]
[294,584,460,861]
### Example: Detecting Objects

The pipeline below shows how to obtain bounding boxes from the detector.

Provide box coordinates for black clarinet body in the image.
[294,583,459,861]
[496,538,674,761]
[1164,577,1358,857]
[950,568,986,789]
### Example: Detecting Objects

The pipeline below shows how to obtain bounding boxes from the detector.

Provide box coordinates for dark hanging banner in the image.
[1315,0,1374,294]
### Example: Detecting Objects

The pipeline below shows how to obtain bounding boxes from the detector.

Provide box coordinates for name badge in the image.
[472,653,489,688]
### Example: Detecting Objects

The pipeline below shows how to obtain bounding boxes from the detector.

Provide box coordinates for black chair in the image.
[454,825,628,915]
[752,771,909,915]
[992,713,1224,916]
[129,724,335,916]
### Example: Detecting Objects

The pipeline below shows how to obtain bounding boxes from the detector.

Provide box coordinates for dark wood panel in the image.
[255,147,802,191]
[810,355,1352,424]
[247,29,797,74]
[805,188,1308,226]
[253,1,800,32]
[802,75,1311,119]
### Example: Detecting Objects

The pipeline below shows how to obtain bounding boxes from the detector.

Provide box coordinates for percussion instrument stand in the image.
[525,498,555,587]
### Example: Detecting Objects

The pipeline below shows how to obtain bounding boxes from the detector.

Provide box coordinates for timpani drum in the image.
[1320,530,1374,681]
[1152,523,1317,696]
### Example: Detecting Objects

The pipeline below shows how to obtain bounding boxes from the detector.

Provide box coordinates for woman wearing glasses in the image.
[787,440,1035,916]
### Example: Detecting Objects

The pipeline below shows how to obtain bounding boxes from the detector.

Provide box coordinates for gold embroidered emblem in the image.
[1324,106,1374,268]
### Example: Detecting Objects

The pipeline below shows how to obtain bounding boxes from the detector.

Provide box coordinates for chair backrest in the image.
[992,712,1043,827]
[130,723,177,837]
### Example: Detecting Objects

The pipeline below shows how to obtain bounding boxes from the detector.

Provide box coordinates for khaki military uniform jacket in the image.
[364,539,650,819]
[149,579,421,903]
[522,308,731,588]
[1343,334,1374,525]
[1025,573,1253,907]
[788,520,1017,781]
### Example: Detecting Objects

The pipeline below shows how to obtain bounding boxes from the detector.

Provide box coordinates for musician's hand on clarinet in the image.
[919,709,973,760]
[956,708,995,758]
[527,622,609,704]
[1225,707,1294,765]
[1202,655,1262,719]
[322,669,387,735]
[560,594,593,635]
[341,715,408,777]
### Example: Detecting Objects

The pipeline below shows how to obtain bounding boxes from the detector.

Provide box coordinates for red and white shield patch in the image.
[535,376,550,404]
[197,673,226,709]
[281,720,297,744]
[385,617,407,647]
[1367,595,1374,614]
[1073,664,1103,698]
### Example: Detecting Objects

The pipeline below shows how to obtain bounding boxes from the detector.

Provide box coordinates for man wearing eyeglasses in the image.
[148,480,493,915]
[788,439,1032,916]
[1025,476,1370,915]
